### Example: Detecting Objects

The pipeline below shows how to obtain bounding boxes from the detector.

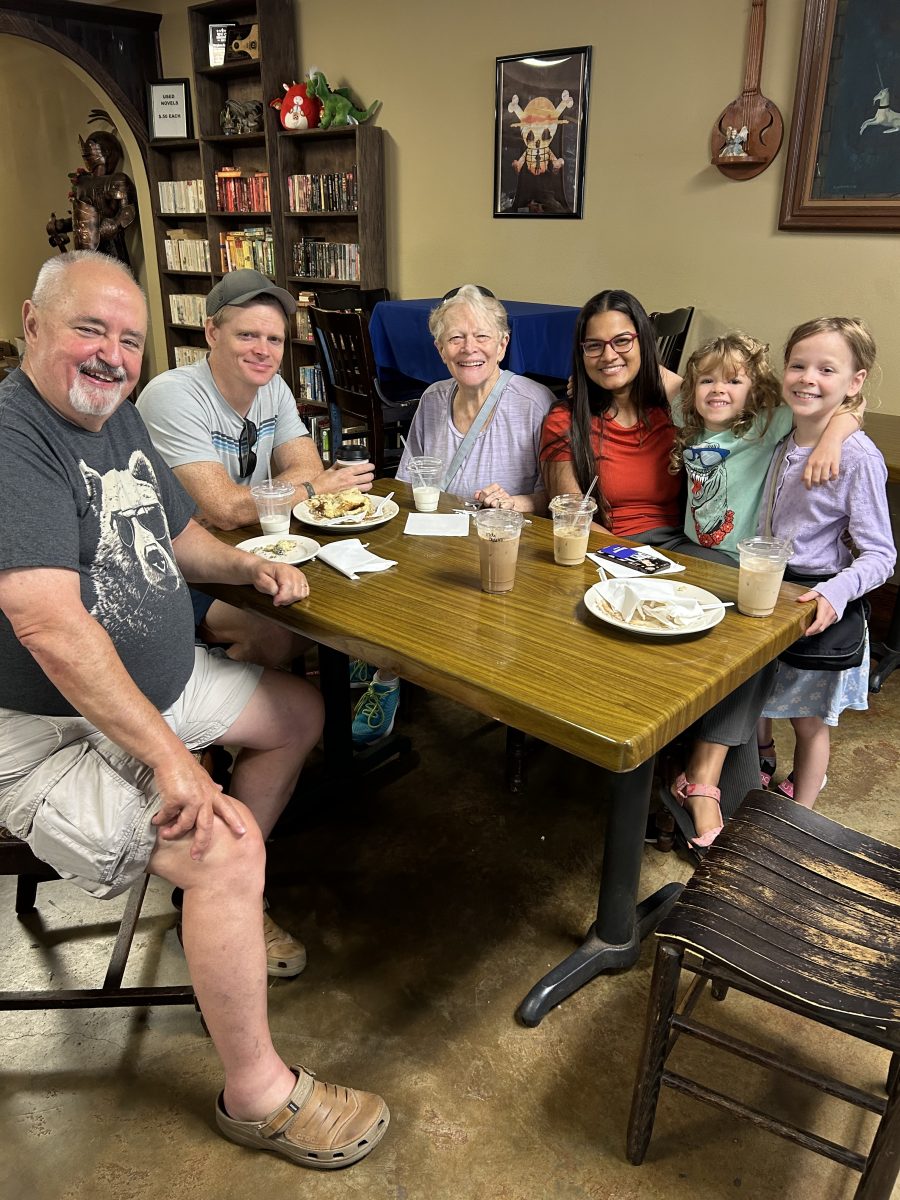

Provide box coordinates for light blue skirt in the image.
[762,630,870,727]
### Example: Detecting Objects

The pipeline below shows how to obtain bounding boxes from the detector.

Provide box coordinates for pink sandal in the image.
[671,773,724,852]
[758,739,776,790]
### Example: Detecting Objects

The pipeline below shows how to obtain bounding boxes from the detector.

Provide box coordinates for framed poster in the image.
[494,46,591,219]
[148,79,193,141]
[780,0,900,230]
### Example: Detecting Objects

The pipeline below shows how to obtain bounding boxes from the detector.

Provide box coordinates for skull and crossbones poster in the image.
[494,47,591,218]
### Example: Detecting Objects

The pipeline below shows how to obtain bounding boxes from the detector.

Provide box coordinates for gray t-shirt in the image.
[137,357,309,483]
[396,373,553,499]
[0,369,196,716]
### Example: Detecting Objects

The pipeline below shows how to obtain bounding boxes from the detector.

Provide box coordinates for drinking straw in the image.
[584,475,598,500]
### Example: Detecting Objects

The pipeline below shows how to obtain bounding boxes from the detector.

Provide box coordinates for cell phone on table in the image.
[597,545,670,575]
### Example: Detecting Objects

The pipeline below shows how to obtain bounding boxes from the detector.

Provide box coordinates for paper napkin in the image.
[316,539,397,581]
[403,513,470,537]
[587,549,685,579]
[602,579,703,628]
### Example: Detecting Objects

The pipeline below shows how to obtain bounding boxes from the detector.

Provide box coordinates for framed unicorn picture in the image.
[780,0,900,230]
[493,47,591,219]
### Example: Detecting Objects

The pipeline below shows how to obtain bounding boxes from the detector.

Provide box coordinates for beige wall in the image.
[141,0,900,411]
[0,35,160,376]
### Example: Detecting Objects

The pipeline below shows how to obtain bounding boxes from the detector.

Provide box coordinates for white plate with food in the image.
[236,533,321,564]
[293,489,400,532]
[584,578,727,637]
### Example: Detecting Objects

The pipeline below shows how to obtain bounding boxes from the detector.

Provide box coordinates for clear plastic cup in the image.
[408,456,443,512]
[250,481,296,535]
[549,494,597,566]
[736,536,793,617]
[473,508,525,593]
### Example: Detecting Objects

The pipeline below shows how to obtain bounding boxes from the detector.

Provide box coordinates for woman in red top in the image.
[540,289,683,539]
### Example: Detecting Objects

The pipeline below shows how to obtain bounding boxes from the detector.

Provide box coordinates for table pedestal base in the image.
[516,882,683,1026]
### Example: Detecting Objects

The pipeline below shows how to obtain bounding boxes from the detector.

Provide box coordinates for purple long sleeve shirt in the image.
[759,431,896,619]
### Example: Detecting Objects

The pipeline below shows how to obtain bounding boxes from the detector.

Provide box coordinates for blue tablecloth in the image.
[368,298,579,385]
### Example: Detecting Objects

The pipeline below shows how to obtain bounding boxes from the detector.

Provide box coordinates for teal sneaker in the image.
[352,679,400,746]
[349,659,377,689]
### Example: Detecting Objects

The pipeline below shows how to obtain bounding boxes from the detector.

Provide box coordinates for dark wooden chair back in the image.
[649,306,694,373]
[309,305,412,474]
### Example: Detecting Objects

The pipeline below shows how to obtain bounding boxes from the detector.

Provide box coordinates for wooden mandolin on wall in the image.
[710,0,783,179]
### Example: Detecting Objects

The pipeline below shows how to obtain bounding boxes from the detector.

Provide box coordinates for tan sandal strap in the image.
[258,1067,316,1139]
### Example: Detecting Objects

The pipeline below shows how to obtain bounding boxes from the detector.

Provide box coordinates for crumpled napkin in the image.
[602,579,704,628]
[316,539,397,581]
[587,549,685,578]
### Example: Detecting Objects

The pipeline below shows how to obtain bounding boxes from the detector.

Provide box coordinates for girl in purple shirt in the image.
[759,317,896,808]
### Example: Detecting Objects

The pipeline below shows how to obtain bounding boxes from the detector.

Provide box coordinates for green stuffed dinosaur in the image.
[306,71,380,128]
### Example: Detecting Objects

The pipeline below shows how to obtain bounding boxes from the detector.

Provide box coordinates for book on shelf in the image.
[287,169,358,214]
[165,229,211,272]
[168,294,207,327]
[158,178,206,214]
[215,168,270,213]
[294,289,316,341]
[219,226,275,275]
[296,365,326,407]
[291,238,360,281]
[208,22,235,67]
[174,345,208,367]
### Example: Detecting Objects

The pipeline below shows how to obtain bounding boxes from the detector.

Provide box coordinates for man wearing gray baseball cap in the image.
[138,269,374,664]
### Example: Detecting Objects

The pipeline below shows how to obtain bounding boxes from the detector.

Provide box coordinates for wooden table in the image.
[862,413,900,691]
[204,482,809,1024]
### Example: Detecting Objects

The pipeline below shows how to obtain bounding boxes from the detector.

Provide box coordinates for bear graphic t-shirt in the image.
[0,369,196,716]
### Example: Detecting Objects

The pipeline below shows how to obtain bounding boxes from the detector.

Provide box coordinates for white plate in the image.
[292,497,400,532]
[235,533,321,564]
[584,579,727,637]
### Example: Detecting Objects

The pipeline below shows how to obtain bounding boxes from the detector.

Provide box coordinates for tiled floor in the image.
[2,654,898,1200]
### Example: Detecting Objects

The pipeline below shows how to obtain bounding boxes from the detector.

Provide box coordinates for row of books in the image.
[215,168,270,213]
[287,170,357,214]
[294,290,316,342]
[220,227,276,275]
[174,345,207,367]
[291,238,360,281]
[158,179,206,214]
[169,294,206,328]
[164,230,211,272]
[296,367,326,407]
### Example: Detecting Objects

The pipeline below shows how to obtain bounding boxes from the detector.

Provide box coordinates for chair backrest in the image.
[309,305,389,472]
[649,306,694,373]
[313,287,389,313]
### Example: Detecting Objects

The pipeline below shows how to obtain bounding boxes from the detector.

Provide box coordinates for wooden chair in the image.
[0,827,196,1014]
[309,305,419,475]
[650,306,694,373]
[627,790,900,1200]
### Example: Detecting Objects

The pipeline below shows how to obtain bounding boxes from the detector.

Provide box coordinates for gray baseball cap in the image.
[206,269,296,317]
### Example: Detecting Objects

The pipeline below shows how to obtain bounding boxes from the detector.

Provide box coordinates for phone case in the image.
[597,545,669,575]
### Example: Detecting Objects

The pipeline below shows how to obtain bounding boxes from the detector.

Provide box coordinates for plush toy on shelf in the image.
[305,70,380,128]
[269,82,321,130]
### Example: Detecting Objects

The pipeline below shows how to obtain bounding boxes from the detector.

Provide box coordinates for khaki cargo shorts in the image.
[0,647,262,899]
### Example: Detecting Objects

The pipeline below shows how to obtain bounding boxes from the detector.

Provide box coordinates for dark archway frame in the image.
[0,5,161,161]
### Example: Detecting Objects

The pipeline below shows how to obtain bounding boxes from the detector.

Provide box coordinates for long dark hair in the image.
[543,290,668,521]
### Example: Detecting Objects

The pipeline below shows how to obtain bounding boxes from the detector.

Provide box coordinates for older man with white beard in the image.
[0,251,389,1170]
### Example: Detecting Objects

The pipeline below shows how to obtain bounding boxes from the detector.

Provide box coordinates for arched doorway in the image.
[0,15,166,376]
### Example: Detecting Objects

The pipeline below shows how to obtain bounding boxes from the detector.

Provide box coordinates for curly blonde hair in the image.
[670,332,782,473]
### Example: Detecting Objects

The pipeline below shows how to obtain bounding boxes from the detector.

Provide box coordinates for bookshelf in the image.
[145,0,297,371]
[144,0,387,413]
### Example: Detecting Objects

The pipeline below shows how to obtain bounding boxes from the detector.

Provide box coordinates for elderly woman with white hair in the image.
[396,285,553,512]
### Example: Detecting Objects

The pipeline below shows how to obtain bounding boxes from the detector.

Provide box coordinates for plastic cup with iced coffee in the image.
[549,494,597,566]
[736,536,792,617]
[250,481,296,535]
[408,456,443,512]
[473,508,525,594]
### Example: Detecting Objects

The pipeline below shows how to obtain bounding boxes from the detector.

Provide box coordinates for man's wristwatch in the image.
[302,481,316,499]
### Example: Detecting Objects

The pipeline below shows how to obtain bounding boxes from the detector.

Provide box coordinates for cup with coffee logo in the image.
[549,494,597,566]
[473,508,526,594]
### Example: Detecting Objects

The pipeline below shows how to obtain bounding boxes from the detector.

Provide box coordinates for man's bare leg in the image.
[200,600,309,670]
